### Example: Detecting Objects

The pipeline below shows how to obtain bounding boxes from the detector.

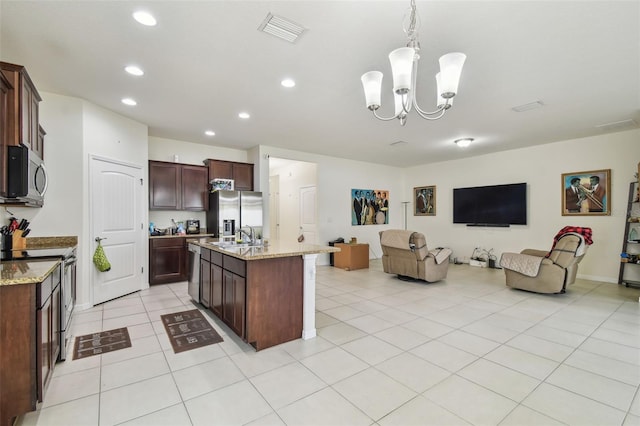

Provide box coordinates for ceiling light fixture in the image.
[121,98,137,106]
[454,138,473,148]
[281,78,296,88]
[133,11,157,26]
[205,130,216,136]
[124,65,144,76]
[361,0,466,126]
[238,112,250,119]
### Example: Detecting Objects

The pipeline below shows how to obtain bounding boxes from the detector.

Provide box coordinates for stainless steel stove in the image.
[1,246,77,361]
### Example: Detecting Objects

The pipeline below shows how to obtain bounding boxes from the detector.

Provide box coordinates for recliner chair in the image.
[500,231,591,294]
[379,229,451,282]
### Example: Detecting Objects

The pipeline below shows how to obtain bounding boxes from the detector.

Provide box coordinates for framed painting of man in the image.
[561,169,610,216]
[414,186,436,216]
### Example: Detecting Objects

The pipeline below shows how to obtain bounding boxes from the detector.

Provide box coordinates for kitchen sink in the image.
[208,241,263,249]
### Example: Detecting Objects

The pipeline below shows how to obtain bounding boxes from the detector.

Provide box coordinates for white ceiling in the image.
[1,1,638,167]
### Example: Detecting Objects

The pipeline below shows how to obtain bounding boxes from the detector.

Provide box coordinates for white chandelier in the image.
[361,0,466,126]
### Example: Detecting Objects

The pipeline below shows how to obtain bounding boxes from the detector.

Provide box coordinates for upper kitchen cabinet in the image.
[0,61,43,158]
[0,71,12,197]
[149,160,208,211]
[204,159,254,191]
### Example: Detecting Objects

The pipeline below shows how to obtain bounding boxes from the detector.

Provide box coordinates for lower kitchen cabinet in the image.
[210,251,223,318]
[199,248,303,351]
[222,269,246,338]
[200,248,211,308]
[149,237,187,285]
[0,263,61,426]
[37,268,61,402]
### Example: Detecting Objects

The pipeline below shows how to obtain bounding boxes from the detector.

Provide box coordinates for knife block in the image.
[12,230,27,250]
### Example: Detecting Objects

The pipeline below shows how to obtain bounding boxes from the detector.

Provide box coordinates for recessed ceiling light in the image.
[238,112,250,119]
[133,11,157,26]
[124,65,144,76]
[205,130,216,136]
[454,138,474,148]
[121,98,137,106]
[281,78,296,88]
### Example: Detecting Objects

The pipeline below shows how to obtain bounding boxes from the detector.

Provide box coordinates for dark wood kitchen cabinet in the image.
[0,262,61,426]
[149,161,208,211]
[0,71,12,197]
[149,237,188,284]
[37,265,61,402]
[204,159,254,191]
[0,61,42,154]
[200,248,211,308]
[210,251,223,318]
[222,255,246,337]
[199,248,303,351]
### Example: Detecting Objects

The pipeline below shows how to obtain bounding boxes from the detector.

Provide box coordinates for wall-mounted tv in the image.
[453,183,527,227]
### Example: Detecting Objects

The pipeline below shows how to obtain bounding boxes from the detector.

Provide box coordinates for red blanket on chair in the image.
[547,226,593,257]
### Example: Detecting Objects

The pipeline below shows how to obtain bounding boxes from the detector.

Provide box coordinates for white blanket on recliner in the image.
[380,230,415,250]
[429,248,452,264]
[499,252,543,277]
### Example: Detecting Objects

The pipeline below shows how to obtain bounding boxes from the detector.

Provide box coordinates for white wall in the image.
[403,129,640,283]
[254,130,639,282]
[31,93,149,309]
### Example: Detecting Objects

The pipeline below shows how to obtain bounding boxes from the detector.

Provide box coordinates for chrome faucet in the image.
[238,226,255,245]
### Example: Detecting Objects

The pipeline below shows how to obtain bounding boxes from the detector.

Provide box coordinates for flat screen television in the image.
[453,183,527,226]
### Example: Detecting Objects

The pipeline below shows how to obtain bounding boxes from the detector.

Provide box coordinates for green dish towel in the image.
[93,241,111,272]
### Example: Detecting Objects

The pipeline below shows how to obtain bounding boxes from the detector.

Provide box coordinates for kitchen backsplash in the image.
[148,211,206,233]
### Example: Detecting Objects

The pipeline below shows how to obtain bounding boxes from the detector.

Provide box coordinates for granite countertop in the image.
[193,239,340,261]
[0,259,60,287]
[0,236,77,286]
[149,233,216,239]
[26,236,78,249]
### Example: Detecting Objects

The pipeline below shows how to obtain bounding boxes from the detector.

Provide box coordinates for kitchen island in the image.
[193,239,339,350]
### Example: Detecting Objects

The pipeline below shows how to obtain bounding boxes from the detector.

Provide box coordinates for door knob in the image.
[95,237,107,242]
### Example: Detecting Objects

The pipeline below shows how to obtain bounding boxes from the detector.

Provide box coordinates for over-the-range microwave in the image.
[4,144,48,207]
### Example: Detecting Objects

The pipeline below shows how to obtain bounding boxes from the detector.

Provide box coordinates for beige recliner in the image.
[500,233,589,294]
[379,230,451,282]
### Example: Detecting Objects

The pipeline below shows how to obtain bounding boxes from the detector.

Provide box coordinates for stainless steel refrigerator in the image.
[206,190,263,238]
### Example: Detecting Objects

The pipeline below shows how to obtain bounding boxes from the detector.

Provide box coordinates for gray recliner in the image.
[500,234,588,294]
[379,229,451,282]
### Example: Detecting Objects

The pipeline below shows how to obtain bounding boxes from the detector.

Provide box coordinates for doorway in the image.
[268,158,317,244]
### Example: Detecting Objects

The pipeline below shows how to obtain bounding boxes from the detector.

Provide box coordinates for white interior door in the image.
[300,186,317,244]
[269,175,280,240]
[90,156,144,305]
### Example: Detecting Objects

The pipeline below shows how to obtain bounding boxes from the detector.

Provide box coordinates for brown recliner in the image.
[500,234,588,294]
[379,230,450,282]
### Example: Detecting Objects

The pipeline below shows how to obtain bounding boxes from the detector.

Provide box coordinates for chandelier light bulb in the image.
[389,47,415,94]
[438,52,466,98]
[361,71,383,110]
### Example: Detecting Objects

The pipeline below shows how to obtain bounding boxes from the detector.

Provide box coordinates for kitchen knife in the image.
[18,219,27,230]
[22,229,30,237]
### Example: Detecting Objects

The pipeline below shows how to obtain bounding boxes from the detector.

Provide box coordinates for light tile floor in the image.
[17,261,640,426]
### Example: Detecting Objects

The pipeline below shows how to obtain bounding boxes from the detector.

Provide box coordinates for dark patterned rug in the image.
[73,327,131,360]
[161,309,223,354]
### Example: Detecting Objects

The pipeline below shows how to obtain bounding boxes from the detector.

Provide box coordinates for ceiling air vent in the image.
[258,13,306,43]
[595,119,638,132]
